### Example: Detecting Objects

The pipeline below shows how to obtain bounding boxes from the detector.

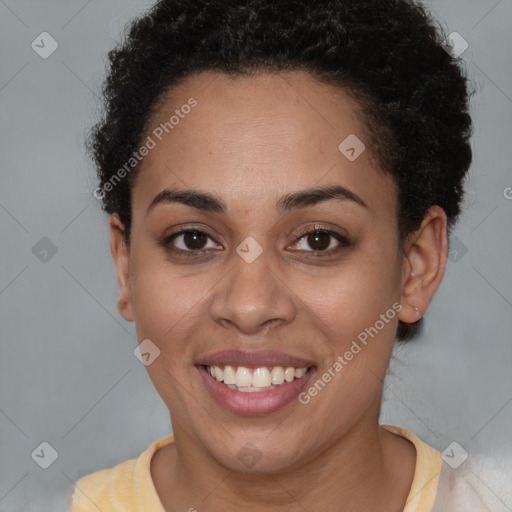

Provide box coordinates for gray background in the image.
[1,0,511,510]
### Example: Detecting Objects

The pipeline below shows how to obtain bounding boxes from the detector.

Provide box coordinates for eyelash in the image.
[160,226,352,259]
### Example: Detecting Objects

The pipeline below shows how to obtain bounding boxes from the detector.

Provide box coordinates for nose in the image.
[210,242,297,335]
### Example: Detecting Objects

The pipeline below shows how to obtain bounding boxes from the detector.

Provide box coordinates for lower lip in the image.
[197,365,315,416]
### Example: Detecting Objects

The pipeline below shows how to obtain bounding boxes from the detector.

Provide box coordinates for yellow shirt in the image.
[70,424,442,512]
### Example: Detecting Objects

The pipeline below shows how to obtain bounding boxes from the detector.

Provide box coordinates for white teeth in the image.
[206,365,309,389]
[252,367,271,387]
[214,365,223,381]
[284,366,295,382]
[270,366,285,385]
[294,367,307,378]
[235,366,253,387]
[223,365,236,385]
[227,384,277,392]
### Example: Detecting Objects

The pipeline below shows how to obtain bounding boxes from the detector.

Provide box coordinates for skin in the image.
[109,70,448,512]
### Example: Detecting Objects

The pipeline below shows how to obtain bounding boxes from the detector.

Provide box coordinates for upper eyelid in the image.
[164,223,222,241]
[291,224,347,238]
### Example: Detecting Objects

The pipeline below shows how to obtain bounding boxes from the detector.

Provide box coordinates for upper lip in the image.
[195,349,316,368]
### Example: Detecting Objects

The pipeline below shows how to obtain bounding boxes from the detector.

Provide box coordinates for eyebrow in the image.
[146,184,367,216]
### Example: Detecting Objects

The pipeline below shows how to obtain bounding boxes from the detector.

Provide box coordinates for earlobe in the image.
[398,206,448,325]
[109,214,134,322]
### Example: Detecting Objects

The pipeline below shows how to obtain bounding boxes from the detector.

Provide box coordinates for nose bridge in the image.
[210,239,296,334]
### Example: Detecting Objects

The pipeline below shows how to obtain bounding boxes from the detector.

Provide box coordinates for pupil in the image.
[308,231,329,250]
[185,231,206,249]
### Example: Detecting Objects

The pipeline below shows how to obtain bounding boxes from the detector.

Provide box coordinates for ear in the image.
[109,213,134,322]
[398,206,449,324]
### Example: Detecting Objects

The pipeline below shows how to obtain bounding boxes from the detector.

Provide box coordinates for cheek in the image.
[129,263,207,402]
[302,254,402,342]
[296,245,402,415]
[129,252,208,351]
[296,266,400,431]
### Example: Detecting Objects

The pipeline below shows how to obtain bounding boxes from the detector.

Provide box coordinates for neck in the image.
[151,408,416,512]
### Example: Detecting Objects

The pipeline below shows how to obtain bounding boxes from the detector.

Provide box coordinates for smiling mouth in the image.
[201,364,312,392]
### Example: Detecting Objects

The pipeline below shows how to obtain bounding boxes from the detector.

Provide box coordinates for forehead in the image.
[132,70,395,215]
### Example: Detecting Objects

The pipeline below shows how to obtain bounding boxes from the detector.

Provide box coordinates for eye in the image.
[162,229,222,254]
[290,228,351,255]
[160,225,351,259]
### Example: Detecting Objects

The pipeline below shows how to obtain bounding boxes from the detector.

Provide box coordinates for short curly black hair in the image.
[88,0,473,342]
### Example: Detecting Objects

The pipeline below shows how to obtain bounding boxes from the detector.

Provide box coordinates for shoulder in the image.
[70,434,175,512]
[381,426,512,511]
[380,424,442,512]
[70,458,138,512]
[433,457,512,511]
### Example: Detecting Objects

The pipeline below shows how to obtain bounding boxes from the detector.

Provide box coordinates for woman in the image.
[71,0,481,510]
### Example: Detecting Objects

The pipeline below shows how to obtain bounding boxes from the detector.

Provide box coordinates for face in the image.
[111,70,422,473]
